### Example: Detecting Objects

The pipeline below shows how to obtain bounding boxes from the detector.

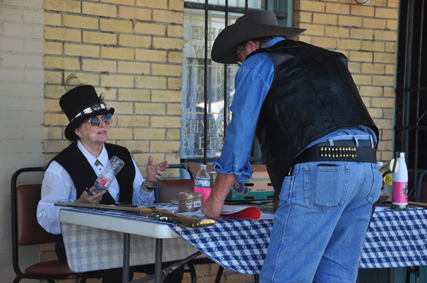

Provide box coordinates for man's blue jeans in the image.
[260,161,382,283]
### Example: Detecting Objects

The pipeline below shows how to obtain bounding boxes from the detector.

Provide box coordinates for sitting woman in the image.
[37,84,183,283]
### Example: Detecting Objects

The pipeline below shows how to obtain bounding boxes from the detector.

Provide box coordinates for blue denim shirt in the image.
[213,37,377,182]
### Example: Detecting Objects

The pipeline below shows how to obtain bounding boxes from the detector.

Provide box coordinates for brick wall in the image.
[43,0,398,167]
[294,0,398,162]
[0,0,45,281]
[43,0,185,175]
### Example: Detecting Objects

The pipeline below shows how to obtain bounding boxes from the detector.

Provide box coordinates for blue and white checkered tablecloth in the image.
[61,206,427,274]
[359,206,427,269]
[172,217,272,274]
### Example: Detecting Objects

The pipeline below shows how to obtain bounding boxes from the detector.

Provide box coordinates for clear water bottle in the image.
[194,164,211,203]
[94,156,125,194]
[392,152,408,210]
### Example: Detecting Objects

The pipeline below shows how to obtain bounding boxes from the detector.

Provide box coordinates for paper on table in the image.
[169,205,274,220]
[220,205,262,219]
[375,206,386,212]
[220,205,275,220]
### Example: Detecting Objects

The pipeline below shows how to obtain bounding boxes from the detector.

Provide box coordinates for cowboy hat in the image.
[211,10,306,64]
[60,85,115,141]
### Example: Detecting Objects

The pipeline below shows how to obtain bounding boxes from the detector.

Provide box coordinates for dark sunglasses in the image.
[87,113,113,128]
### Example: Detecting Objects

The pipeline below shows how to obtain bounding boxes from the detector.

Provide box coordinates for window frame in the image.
[181,0,291,164]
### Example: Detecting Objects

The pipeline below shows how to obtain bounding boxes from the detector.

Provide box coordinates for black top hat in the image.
[211,10,306,64]
[60,85,115,141]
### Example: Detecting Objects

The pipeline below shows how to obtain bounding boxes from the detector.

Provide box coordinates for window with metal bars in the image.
[395,0,427,200]
[180,0,291,164]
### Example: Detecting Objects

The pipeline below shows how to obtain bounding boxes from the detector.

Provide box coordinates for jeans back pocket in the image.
[303,164,349,211]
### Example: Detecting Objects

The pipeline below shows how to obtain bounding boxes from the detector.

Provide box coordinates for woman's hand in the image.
[145,156,168,186]
[75,186,106,204]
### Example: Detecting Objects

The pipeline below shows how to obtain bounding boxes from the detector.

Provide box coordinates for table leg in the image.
[123,233,131,283]
[387,268,394,283]
[155,238,164,283]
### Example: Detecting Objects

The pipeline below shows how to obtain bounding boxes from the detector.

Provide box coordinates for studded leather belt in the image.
[291,139,377,166]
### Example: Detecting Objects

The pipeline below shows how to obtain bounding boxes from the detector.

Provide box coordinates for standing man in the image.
[201,10,382,283]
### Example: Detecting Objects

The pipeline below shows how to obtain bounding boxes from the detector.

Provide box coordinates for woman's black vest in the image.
[53,142,135,204]
[251,40,379,194]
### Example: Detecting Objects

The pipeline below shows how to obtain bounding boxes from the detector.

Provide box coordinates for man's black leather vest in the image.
[53,142,135,204]
[251,40,379,194]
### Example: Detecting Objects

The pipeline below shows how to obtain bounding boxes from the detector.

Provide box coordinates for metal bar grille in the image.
[395,0,427,199]
[182,1,287,165]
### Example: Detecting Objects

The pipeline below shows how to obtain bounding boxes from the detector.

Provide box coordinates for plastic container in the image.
[194,164,211,203]
[94,156,125,193]
[178,192,203,212]
[392,152,408,210]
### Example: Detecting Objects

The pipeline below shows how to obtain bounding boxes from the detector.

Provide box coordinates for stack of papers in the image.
[219,205,263,219]
[167,205,274,220]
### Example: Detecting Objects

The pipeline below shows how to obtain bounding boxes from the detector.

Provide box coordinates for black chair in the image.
[416,169,427,202]
[11,167,103,283]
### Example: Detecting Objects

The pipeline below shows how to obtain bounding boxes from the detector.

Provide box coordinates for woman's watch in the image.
[143,180,156,191]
